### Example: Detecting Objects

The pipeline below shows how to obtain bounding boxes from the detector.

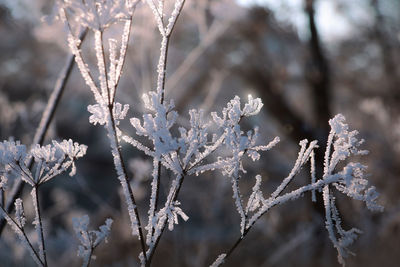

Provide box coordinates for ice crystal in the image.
[88,102,129,126]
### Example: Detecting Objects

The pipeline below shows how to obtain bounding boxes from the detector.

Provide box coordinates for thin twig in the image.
[0,205,44,266]
[112,17,133,103]
[31,186,48,267]
[146,172,187,266]
[213,176,339,265]
[95,30,111,105]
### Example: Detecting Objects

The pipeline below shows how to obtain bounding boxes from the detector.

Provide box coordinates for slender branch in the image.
[0,205,44,266]
[85,246,93,267]
[106,104,148,263]
[61,9,103,104]
[99,13,148,263]
[112,17,133,103]
[146,172,187,266]
[149,29,170,247]
[214,175,339,265]
[95,30,111,105]
[147,159,161,244]
[0,189,4,207]
[0,28,88,235]
[157,35,170,103]
[31,186,48,267]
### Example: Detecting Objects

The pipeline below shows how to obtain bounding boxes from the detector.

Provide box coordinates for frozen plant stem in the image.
[214,176,337,265]
[0,28,88,236]
[147,34,169,250]
[146,173,187,266]
[32,186,47,267]
[0,205,44,266]
[61,5,149,262]
[105,103,148,262]
[144,2,186,264]
[95,30,111,105]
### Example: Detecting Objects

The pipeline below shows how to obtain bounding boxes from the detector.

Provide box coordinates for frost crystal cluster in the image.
[0,139,87,266]
[72,215,113,267]
[0,139,86,186]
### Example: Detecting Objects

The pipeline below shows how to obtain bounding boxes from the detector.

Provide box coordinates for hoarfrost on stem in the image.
[73,215,113,267]
[0,138,87,266]
[321,114,383,265]
[210,114,382,266]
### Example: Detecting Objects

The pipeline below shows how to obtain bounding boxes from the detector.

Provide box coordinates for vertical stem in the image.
[95,30,111,105]
[156,35,170,104]
[146,3,186,264]
[146,173,186,266]
[148,34,170,249]
[31,186,47,267]
[112,17,133,103]
[93,15,147,262]
[105,106,148,263]
[0,189,4,207]
[84,247,93,267]
[147,159,160,245]
[145,34,169,264]
[154,161,162,216]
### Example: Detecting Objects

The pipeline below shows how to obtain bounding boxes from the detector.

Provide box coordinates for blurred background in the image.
[0,0,399,266]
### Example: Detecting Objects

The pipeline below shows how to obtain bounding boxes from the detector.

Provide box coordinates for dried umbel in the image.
[0,139,87,266]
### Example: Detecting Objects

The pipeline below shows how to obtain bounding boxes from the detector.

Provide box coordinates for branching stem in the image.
[214,175,339,265]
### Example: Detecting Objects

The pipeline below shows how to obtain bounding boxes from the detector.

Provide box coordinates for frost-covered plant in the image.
[59,0,148,260]
[0,1,383,267]
[72,215,113,267]
[59,0,190,265]
[0,139,87,266]
[209,114,383,266]
[57,0,383,266]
